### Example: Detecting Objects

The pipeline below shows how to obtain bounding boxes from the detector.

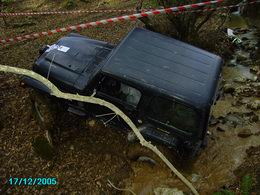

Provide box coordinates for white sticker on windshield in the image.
[57,45,70,52]
[45,44,70,53]
[45,44,58,53]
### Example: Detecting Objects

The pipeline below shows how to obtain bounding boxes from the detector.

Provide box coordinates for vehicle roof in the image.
[101,28,223,109]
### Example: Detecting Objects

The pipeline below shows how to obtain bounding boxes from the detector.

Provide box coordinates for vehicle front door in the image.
[88,75,142,128]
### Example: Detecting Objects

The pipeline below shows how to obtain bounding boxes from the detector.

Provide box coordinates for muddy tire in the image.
[30,90,57,131]
[127,143,180,167]
[29,90,60,149]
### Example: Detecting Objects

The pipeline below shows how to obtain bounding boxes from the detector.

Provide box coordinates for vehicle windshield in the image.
[147,96,199,133]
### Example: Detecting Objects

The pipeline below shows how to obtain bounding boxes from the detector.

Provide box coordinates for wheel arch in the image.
[21,76,52,94]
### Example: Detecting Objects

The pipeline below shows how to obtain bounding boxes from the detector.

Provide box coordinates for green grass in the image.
[213,175,253,195]
[241,174,253,195]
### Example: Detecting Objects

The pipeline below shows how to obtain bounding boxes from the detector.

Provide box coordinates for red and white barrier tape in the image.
[0,0,223,44]
[174,0,260,14]
[0,9,136,17]
[0,0,220,17]
[2,0,258,17]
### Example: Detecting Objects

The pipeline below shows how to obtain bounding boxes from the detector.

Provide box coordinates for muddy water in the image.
[126,104,260,194]
[126,17,260,194]
[224,14,249,29]
[224,65,257,82]
[191,111,260,193]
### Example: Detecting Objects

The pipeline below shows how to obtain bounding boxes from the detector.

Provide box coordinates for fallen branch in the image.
[0,64,199,195]
[107,179,136,195]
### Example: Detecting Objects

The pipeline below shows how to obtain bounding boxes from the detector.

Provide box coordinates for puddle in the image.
[125,164,174,195]
[224,14,249,29]
[191,123,260,193]
[223,65,257,82]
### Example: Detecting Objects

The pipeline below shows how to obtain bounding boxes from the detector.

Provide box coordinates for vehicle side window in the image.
[147,97,199,133]
[97,76,141,107]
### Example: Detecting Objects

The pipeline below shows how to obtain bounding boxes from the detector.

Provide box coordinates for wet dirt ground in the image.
[0,1,260,194]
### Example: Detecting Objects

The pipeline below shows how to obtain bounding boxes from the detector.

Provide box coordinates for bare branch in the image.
[195,11,215,33]
[107,179,136,195]
[135,0,155,31]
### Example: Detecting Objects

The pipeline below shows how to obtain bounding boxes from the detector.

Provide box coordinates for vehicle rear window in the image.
[147,97,199,133]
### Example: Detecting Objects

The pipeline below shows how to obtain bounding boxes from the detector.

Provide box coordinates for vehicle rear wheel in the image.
[127,143,180,168]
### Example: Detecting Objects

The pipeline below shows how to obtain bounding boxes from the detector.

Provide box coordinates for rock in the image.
[236,53,248,62]
[127,131,137,142]
[233,77,247,83]
[223,83,235,94]
[240,59,254,66]
[248,76,258,82]
[227,60,237,67]
[250,66,259,73]
[217,124,228,132]
[154,187,184,195]
[250,82,260,89]
[191,173,201,182]
[235,86,256,97]
[225,114,243,126]
[137,156,157,165]
[237,97,250,105]
[227,59,237,67]
[238,129,252,138]
[209,117,219,126]
[247,100,260,110]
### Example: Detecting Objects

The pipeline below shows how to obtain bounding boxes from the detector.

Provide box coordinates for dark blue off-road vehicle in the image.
[23,28,223,159]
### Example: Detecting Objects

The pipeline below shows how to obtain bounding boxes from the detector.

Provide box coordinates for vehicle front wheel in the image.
[29,90,59,153]
[30,90,57,131]
[127,143,180,168]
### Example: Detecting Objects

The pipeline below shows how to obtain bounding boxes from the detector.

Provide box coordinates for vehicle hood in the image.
[34,33,114,93]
